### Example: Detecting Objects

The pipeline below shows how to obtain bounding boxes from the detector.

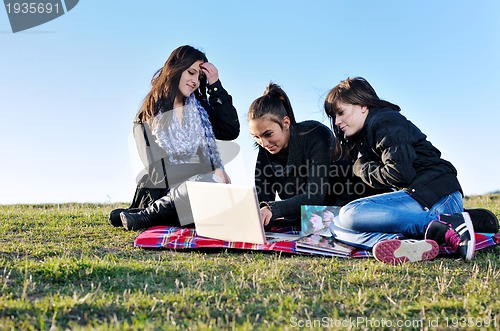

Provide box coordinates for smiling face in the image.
[249,116,291,154]
[176,60,204,102]
[334,101,369,137]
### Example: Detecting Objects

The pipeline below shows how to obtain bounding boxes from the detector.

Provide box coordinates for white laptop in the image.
[185,181,268,244]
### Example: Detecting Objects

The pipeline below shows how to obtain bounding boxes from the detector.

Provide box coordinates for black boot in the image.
[120,195,179,231]
[109,208,143,227]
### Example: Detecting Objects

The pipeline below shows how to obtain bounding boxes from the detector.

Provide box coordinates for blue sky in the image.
[1,0,499,204]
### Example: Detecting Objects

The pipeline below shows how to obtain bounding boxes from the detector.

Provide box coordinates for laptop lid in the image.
[185,181,266,244]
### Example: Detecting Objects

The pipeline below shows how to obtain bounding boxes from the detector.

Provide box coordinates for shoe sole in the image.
[119,212,132,231]
[461,212,476,261]
[373,239,439,265]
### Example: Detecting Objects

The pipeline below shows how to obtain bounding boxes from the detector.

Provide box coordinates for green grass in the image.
[1,196,499,330]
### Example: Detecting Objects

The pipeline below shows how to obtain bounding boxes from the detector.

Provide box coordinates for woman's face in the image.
[249,116,291,154]
[334,101,369,137]
[177,60,204,99]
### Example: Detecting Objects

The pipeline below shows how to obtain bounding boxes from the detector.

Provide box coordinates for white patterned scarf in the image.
[152,94,223,170]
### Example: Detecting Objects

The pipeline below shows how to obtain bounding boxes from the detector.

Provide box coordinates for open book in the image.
[298,205,356,257]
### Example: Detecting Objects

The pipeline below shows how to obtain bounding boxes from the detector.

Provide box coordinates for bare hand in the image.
[260,207,272,226]
[199,62,219,85]
[214,168,231,184]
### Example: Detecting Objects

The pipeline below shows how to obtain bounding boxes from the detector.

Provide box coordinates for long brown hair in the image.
[324,77,400,160]
[135,45,208,123]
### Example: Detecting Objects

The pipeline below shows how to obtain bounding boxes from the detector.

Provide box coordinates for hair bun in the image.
[264,82,284,100]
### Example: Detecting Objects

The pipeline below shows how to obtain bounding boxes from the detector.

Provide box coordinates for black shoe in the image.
[465,208,499,233]
[425,212,476,261]
[109,208,143,227]
[120,195,179,231]
[120,211,151,231]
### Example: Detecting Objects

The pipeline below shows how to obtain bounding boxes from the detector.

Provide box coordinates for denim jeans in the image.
[329,190,463,249]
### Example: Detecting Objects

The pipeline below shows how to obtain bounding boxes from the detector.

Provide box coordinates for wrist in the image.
[207,80,222,94]
[259,201,271,211]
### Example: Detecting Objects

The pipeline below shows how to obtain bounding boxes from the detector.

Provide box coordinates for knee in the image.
[336,204,360,230]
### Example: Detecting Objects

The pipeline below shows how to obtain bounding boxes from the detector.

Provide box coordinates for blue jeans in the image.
[329,190,463,249]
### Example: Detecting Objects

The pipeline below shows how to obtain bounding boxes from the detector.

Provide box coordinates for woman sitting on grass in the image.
[110,45,239,230]
[248,83,334,228]
[323,76,498,264]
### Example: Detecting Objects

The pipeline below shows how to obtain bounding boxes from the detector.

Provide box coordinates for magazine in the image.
[300,205,341,237]
[295,233,355,257]
[265,232,302,244]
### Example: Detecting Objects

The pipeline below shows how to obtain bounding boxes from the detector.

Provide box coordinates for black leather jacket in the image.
[352,107,462,209]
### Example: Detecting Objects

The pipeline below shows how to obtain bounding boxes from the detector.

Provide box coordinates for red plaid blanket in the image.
[134,226,298,254]
[134,226,500,258]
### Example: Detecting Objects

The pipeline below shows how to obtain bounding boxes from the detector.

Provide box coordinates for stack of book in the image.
[296,205,355,257]
[295,233,355,257]
[264,206,356,257]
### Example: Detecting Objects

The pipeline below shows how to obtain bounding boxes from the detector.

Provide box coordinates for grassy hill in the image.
[0,195,499,330]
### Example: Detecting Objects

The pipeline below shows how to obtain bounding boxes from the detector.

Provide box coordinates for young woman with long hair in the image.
[110,45,239,230]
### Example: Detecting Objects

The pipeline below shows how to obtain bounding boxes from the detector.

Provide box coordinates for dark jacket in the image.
[130,80,239,208]
[352,107,462,209]
[255,120,333,224]
[200,80,240,140]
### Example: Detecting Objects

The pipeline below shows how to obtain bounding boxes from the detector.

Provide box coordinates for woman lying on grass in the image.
[324,77,498,264]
